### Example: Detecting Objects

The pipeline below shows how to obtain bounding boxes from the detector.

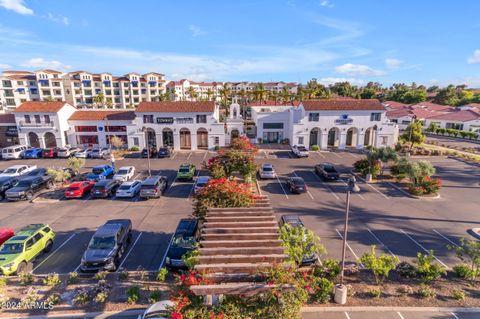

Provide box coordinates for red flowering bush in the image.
[353,158,381,178]
[204,149,258,180]
[230,135,258,154]
[408,177,441,195]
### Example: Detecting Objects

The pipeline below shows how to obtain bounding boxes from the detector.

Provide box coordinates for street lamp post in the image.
[142,127,152,177]
[334,175,360,304]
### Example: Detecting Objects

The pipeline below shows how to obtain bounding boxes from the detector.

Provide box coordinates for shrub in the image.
[280,223,326,266]
[214,145,220,151]
[67,156,85,173]
[129,146,140,152]
[452,289,466,301]
[156,267,168,282]
[396,261,417,278]
[414,251,446,283]
[417,284,436,299]
[310,277,333,303]
[369,287,382,299]
[230,135,258,153]
[148,290,161,303]
[127,286,141,304]
[118,270,129,281]
[353,158,381,178]
[73,289,90,305]
[408,177,441,195]
[47,168,71,183]
[448,238,480,281]
[46,293,61,305]
[314,258,340,279]
[67,272,79,284]
[0,277,7,286]
[95,291,109,303]
[310,145,320,151]
[95,271,108,281]
[359,245,399,284]
[396,285,413,296]
[453,264,477,280]
[182,247,200,269]
[19,273,34,286]
[42,273,61,287]
[21,287,40,305]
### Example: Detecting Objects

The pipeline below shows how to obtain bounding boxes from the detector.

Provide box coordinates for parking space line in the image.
[331,152,343,158]
[335,229,364,268]
[451,312,459,319]
[82,194,92,203]
[397,312,405,319]
[386,181,411,197]
[432,229,459,248]
[400,229,448,268]
[339,178,365,200]
[352,171,390,200]
[344,312,351,319]
[167,176,178,192]
[118,232,143,271]
[310,171,340,200]
[33,233,76,272]
[287,152,293,158]
[187,152,192,160]
[367,228,397,258]
[275,175,289,199]
[292,171,314,199]
[158,234,174,270]
[170,152,177,160]
[316,151,326,159]
[202,151,208,161]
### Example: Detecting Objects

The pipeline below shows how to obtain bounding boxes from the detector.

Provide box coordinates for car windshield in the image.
[263,167,273,172]
[196,182,207,188]
[92,168,104,175]
[297,146,307,151]
[16,180,32,187]
[3,169,17,174]
[159,148,167,152]
[179,168,190,173]
[145,310,169,319]
[119,185,133,190]
[0,243,23,254]
[293,179,305,186]
[323,165,336,173]
[141,184,157,189]
[88,236,115,249]
[173,235,195,248]
[117,170,129,175]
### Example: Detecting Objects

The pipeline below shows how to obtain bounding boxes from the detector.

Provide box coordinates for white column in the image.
[320,131,328,150]
[173,132,180,150]
[339,131,347,150]
[39,137,46,148]
[357,133,365,149]
[191,132,198,150]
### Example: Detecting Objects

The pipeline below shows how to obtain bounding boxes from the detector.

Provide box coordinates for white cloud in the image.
[385,58,402,69]
[318,77,364,85]
[0,0,33,15]
[188,25,207,37]
[20,58,71,70]
[335,63,385,76]
[46,13,69,25]
[467,49,480,64]
[0,63,11,69]
[320,1,334,8]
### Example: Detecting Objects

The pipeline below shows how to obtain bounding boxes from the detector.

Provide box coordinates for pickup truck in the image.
[86,165,115,181]
[0,165,37,178]
[5,175,54,201]
[80,219,132,272]
[292,145,310,158]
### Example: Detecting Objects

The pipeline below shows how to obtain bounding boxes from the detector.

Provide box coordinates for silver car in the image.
[259,163,276,179]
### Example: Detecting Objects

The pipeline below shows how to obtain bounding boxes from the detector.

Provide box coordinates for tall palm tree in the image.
[93,92,105,108]
[280,86,292,104]
[186,86,198,101]
[206,88,214,101]
[252,83,267,103]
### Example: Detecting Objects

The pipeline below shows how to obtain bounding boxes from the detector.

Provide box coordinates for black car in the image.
[80,219,132,272]
[139,176,168,199]
[286,177,307,194]
[314,163,340,181]
[91,179,120,198]
[5,175,53,201]
[141,147,158,158]
[279,215,318,266]
[25,168,48,177]
[157,147,171,158]
[165,218,199,269]
[0,176,19,200]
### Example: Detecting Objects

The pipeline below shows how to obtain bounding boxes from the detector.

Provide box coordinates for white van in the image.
[1,145,28,160]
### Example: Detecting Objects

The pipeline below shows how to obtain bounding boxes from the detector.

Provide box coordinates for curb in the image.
[5,309,145,319]
[301,306,480,313]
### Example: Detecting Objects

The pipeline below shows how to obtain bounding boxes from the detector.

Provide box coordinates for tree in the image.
[330,81,354,97]
[280,86,292,103]
[407,160,436,186]
[377,146,398,175]
[280,223,326,265]
[67,157,85,174]
[449,238,480,281]
[186,86,198,101]
[93,92,105,108]
[252,83,267,102]
[47,168,71,183]
[205,88,214,101]
[434,85,459,105]
[359,245,399,284]
[105,98,113,108]
[109,136,124,149]
[401,120,425,149]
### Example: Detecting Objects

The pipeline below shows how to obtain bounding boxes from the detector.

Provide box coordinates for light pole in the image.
[335,175,360,304]
[142,127,152,177]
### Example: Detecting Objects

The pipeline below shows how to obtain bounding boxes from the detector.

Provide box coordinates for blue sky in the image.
[0,0,479,87]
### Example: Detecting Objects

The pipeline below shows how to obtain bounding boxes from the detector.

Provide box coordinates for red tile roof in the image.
[0,114,15,124]
[411,102,453,112]
[37,69,62,74]
[383,101,409,110]
[137,101,215,113]
[13,101,69,113]
[248,100,300,107]
[69,110,136,121]
[428,110,480,122]
[302,99,384,111]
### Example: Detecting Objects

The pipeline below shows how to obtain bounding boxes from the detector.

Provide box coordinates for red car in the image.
[43,148,58,158]
[0,228,14,246]
[64,181,96,198]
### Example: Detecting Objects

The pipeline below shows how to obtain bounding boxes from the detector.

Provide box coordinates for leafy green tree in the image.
[67,157,85,173]
[414,251,446,283]
[279,223,326,265]
[359,245,399,284]
[448,238,480,281]
[401,120,425,149]
[377,147,398,175]
[407,160,436,186]
[330,81,354,97]
[93,92,105,107]
[433,85,459,105]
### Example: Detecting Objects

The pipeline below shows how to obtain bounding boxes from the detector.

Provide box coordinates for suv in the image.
[6,175,54,201]
[176,163,196,181]
[315,163,339,181]
[194,176,211,195]
[157,147,172,158]
[292,145,309,158]
[0,176,19,200]
[57,147,80,158]
[165,218,199,269]
[279,215,318,266]
[259,163,276,179]
[142,147,158,158]
[87,165,115,181]
[91,148,110,159]
[42,148,59,158]
[91,179,120,198]
[0,224,56,275]
[80,219,132,272]
[139,176,168,199]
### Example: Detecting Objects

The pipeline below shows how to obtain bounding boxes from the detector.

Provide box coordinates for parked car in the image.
[165,218,199,269]
[139,176,168,199]
[1,145,28,160]
[138,300,174,319]
[91,179,120,198]
[91,148,110,159]
[285,177,307,194]
[0,228,14,246]
[157,147,172,158]
[23,148,43,159]
[5,175,54,201]
[62,167,77,180]
[25,168,48,177]
[292,145,309,157]
[86,165,115,181]
[113,166,135,182]
[194,176,211,195]
[258,163,277,179]
[42,148,59,158]
[0,224,55,275]
[0,176,19,200]
[116,180,142,198]
[279,215,319,266]
[176,163,196,181]
[315,163,340,181]
[57,147,80,158]
[75,148,92,158]
[80,219,132,272]
[0,165,37,178]
[64,181,96,199]
[142,147,158,158]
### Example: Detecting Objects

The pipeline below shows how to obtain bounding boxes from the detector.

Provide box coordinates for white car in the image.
[259,163,277,179]
[75,148,92,158]
[292,145,309,157]
[194,176,211,195]
[113,166,136,182]
[137,300,174,319]
[115,180,142,198]
[57,147,80,158]
[0,165,37,177]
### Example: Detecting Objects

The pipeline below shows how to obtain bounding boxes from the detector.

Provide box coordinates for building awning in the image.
[38,79,49,83]
[131,81,138,84]
[103,80,111,85]
[82,80,91,84]
[148,81,156,85]
[17,88,25,92]
[95,88,101,93]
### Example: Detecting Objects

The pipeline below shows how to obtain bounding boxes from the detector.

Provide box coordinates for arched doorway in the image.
[44,132,57,148]
[364,126,377,146]
[231,129,239,139]
[346,127,359,147]
[197,128,208,149]
[327,128,340,147]
[162,128,174,147]
[179,128,191,149]
[309,128,321,147]
[145,128,156,148]
[28,132,40,148]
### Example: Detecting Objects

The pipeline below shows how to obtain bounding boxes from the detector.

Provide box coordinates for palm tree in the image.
[268,90,278,102]
[252,83,267,103]
[280,86,292,104]
[186,86,198,101]
[93,92,105,108]
[105,97,113,108]
[206,88,214,101]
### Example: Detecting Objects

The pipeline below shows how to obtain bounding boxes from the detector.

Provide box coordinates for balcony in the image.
[19,121,55,128]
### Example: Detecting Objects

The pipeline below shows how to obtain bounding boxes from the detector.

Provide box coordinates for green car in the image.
[0,224,55,275]
[177,163,196,181]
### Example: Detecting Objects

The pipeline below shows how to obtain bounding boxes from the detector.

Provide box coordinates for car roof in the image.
[121,180,140,186]
[93,164,109,169]
[197,176,210,182]
[14,224,46,238]
[180,163,192,167]
[95,223,122,236]
[322,162,335,166]
[142,176,163,185]
[68,181,87,187]
[117,166,133,171]
[262,163,273,168]
[17,176,39,182]
[7,165,26,169]
[290,177,304,182]
[94,180,114,186]
[175,218,198,236]
[281,215,304,227]
[145,300,175,315]
[0,176,16,182]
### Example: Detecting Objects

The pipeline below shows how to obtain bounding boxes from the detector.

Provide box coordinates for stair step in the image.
[203,227,278,234]
[207,216,276,223]
[190,282,293,296]
[207,211,274,217]
[201,239,283,248]
[200,246,284,256]
[208,207,273,212]
[202,233,279,240]
[205,221,278,228]
[198,254,288,264]
[195,262,284,274]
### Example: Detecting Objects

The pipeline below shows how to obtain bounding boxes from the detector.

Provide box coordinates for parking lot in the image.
[0,148,479,277]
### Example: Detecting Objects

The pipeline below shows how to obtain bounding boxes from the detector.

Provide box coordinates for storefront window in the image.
[75,126,98,132]
[77,135,98,145]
